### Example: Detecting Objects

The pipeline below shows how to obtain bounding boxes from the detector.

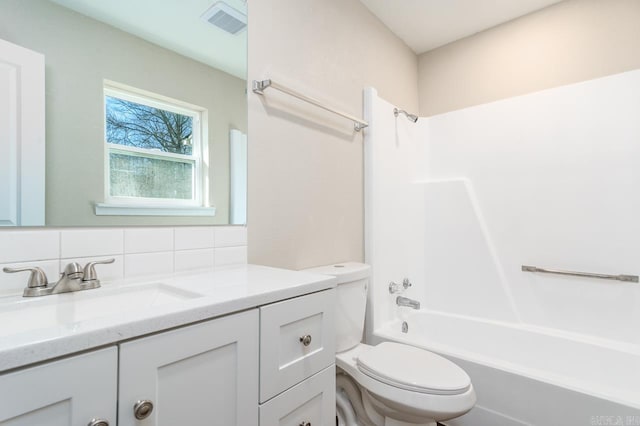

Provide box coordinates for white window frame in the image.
[97,81,213,216]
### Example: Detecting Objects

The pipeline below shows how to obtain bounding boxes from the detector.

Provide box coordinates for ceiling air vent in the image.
[201,2,247,35]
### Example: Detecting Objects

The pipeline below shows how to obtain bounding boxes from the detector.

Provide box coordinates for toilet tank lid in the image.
[302,262,371,284]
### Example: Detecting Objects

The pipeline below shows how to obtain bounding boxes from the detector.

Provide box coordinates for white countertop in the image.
[0,264,336,372]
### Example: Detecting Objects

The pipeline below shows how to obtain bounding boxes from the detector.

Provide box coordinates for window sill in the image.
[94,203,216,217]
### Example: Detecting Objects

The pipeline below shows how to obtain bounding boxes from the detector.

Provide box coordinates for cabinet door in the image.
[260,365,336,426]
[119,309,259,426]
[0,347,117,426]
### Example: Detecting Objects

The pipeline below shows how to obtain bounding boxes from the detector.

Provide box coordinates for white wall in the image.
[366,70,640,345]
[247,0,418,270]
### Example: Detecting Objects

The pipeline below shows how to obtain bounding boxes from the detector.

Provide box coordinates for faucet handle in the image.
[3,266,49,288]
[63,262,84,279]
[389,278,413,294]
[388,281,402,294]
[82,258,115,282]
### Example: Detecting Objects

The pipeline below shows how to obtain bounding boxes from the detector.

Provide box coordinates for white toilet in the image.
[304,262,476,426]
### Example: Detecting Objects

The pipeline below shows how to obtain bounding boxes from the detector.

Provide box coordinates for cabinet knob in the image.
[299,334,312,346]
[133,399,154,420]
[87,419,109,426]
[299,422,311,426]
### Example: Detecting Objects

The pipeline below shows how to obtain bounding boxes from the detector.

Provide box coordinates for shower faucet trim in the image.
[393,107,419,123]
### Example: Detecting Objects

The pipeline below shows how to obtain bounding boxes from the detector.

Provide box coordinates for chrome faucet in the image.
[388,278,412,294]
[3,258,115,297]
[396,296,420,310]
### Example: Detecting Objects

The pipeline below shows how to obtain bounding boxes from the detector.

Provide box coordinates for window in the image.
[99,83,212,216]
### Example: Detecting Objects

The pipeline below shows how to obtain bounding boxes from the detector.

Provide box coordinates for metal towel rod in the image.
[252,79,369,132]
[521,265,638,283]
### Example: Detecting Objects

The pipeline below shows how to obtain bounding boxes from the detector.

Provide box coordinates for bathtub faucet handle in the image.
[389,278,413,294]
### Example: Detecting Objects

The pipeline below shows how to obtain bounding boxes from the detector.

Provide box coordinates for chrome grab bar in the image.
[521,265,638,283]
[252,79,369,131]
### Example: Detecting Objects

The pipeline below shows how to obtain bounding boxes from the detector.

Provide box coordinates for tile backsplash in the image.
[0,226,247,297]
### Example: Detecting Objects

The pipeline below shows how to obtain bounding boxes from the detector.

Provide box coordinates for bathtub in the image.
[373,309,640,425]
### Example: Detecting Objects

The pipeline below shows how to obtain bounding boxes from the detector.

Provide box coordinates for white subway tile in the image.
[59,255,124,283]
[214,247,248,267]
[61,229,124,258]
[0,259,59,297]
[124,252,174,278]
[174,227,215,250]
[174,249,215,272]
[214,227,247,248]
[0,230,60,263]
[0,225,249,288]
[124,228,174,254]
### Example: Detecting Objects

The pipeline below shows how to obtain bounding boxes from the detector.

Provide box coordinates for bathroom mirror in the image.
[0,0,247,227]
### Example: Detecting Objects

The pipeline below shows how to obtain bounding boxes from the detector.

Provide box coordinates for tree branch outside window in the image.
[106,96,193,155]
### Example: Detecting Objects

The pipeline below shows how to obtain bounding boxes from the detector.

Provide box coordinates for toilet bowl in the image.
[337,343,476,425]
[304,262,476,426]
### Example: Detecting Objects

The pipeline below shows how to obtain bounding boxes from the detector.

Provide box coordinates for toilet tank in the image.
[303,262,371,353]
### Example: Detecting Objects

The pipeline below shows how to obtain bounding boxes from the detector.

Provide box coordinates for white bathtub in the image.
[373,309,640,425]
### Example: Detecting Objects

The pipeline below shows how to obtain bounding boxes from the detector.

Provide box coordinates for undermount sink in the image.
[0,283,202,338]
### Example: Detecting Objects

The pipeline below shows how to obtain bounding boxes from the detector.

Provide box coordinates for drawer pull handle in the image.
[299,422,311,426]
[133,399,154,420]
[299,335,312,346]
[87,419,109,426]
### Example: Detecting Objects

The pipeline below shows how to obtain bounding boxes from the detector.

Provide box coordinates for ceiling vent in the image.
[201,2,247,35]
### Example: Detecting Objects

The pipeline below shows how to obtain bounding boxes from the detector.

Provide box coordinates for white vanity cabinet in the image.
[0,347,117,426]
[118,309,259,426]
[0,286,337,426]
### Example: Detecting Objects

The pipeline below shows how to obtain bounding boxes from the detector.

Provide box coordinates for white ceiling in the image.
[50,0,247,79]
[360,0,564,54]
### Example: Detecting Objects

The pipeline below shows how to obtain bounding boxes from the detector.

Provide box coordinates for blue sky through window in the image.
[106,96,193,155]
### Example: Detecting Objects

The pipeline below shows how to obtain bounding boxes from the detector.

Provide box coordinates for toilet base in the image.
[337,369,441,426]
[363,388,438,426]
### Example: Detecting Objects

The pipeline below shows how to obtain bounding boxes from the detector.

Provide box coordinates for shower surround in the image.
[364,70,640,424]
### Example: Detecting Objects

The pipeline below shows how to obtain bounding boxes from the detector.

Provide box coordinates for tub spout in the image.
[396,296,420,309]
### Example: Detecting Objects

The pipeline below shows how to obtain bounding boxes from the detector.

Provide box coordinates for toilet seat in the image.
[356,342,471,395]
[336,343,476,423]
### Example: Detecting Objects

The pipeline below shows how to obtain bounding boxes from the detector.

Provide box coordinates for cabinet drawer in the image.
[260,289,335,402]
[260,365,335,426]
